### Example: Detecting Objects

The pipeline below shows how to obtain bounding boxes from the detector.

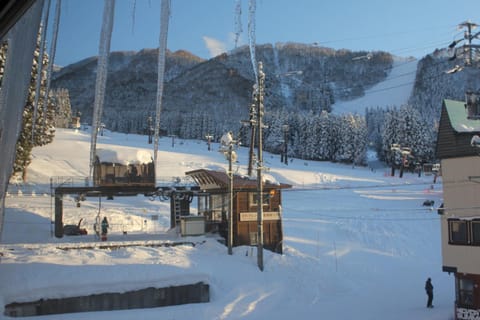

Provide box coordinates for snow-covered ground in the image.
[332,57,418,114]
[0,128,453,319]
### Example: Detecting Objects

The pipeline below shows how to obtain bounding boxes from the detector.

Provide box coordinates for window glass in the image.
[472,221,480,245]
[249,192,269,208]
[449,220,468,244]
[211,194,224,221]
[457,278,475,307]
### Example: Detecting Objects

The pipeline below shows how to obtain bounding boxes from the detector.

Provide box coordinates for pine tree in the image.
[11,29,56,181]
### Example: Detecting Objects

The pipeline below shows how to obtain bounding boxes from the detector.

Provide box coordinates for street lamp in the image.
[282,124,289,165]
[390,144,411,178]
[147,116,153,144]
[168,134,176,147]
[205,134,214,151]
[220,131,237,255]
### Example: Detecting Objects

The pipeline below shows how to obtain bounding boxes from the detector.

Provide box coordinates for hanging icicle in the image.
[89,0,115,181]
[131,0,137,34]
[153,0,171,163]
[248,0,258,85]
[234,0,242,49]
[31,0,51,144]
[42,0,62,131]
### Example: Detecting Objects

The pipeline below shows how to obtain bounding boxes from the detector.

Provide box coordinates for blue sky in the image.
[52,0,480,66]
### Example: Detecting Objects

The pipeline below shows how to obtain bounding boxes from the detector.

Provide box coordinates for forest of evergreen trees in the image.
[143,103,437,167]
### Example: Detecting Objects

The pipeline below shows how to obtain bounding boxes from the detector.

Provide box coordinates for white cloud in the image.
[202,36,227,57]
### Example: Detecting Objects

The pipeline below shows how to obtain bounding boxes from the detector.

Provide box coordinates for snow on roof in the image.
[444,99,480,133]
[96,148,153,165]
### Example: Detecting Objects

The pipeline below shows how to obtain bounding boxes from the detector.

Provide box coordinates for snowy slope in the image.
[332,57,418,114]
[0,128,453,320]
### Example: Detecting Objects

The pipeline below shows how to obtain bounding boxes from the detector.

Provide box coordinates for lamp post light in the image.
[169,134,176,148]
[99,123,106,136]
[390,144,400,176]
[390,144,411,178]
[278,139,285,163]
[220,131,237,255]
[147,116,153,144]
[205,134,213,151]
[282,124,289,165]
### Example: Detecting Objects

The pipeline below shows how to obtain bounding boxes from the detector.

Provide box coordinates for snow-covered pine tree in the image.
[350,114,368,165]
[399,104,435,163]
[12,29,56,181]
[0,41,7,87]
[380,107,401,165]
[315,110,332,160]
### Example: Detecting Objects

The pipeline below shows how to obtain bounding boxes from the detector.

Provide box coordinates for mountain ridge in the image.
[51,42,394,136]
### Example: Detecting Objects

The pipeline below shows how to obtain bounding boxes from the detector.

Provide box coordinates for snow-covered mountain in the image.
[51,43,394,135]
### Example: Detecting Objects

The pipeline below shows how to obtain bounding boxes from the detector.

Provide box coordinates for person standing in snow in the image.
[425,277,434,308]
[101,217,109,236]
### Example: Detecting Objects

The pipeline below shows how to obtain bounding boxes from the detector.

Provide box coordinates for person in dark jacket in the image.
[101,217,109,236]
[425,278,434,308]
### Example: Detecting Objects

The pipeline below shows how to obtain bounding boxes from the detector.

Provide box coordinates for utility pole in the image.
[448,21,480,68]
[228,142,234,255]
[220,132,236,255]
[247,99,257,176]
[256,61,265,271]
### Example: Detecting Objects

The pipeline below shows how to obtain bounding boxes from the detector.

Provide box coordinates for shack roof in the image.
[444,99,480,132]
[185,169,292,191]
[436,99,480,159]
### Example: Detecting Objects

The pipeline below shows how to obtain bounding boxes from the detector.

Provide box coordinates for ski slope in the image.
[0,128,453,320]
[332,57,418,114]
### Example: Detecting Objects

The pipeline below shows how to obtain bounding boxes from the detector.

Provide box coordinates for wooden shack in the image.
[186,169,291,253]
[93,148,155,188]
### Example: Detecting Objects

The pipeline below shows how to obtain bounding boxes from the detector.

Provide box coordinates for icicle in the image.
[131,0,136,34]
[31,0,51,144]
[153,0,170,163]
[0,0,45,239]
[42,0,62,131]
[89,0,115,181]
[234,0,242,49]
[248,0,258,85]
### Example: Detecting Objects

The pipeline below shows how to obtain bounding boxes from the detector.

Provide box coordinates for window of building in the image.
[472,220,480,245]
[210,194,225,221]
[249,192,270,208]
[448,219,469,245]
[457,277,475,308]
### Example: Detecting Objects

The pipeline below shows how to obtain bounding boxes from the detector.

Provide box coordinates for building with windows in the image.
[186,169,291,253]
[436,98,480,319]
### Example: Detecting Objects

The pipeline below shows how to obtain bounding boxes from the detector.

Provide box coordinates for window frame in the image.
[457,277,475,308]
[448,219,469,245]
[249,192,270,209]
[472,220,480,245]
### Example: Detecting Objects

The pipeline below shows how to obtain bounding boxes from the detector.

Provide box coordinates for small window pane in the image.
[449,220,468,244]
[458,278,475,307]
[472,221,480,245]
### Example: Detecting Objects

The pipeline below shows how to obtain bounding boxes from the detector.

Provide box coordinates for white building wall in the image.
[441,156,480,274]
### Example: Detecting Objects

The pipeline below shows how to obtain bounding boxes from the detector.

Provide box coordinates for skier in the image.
[101,217,109,241]
[425,277,434,308]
